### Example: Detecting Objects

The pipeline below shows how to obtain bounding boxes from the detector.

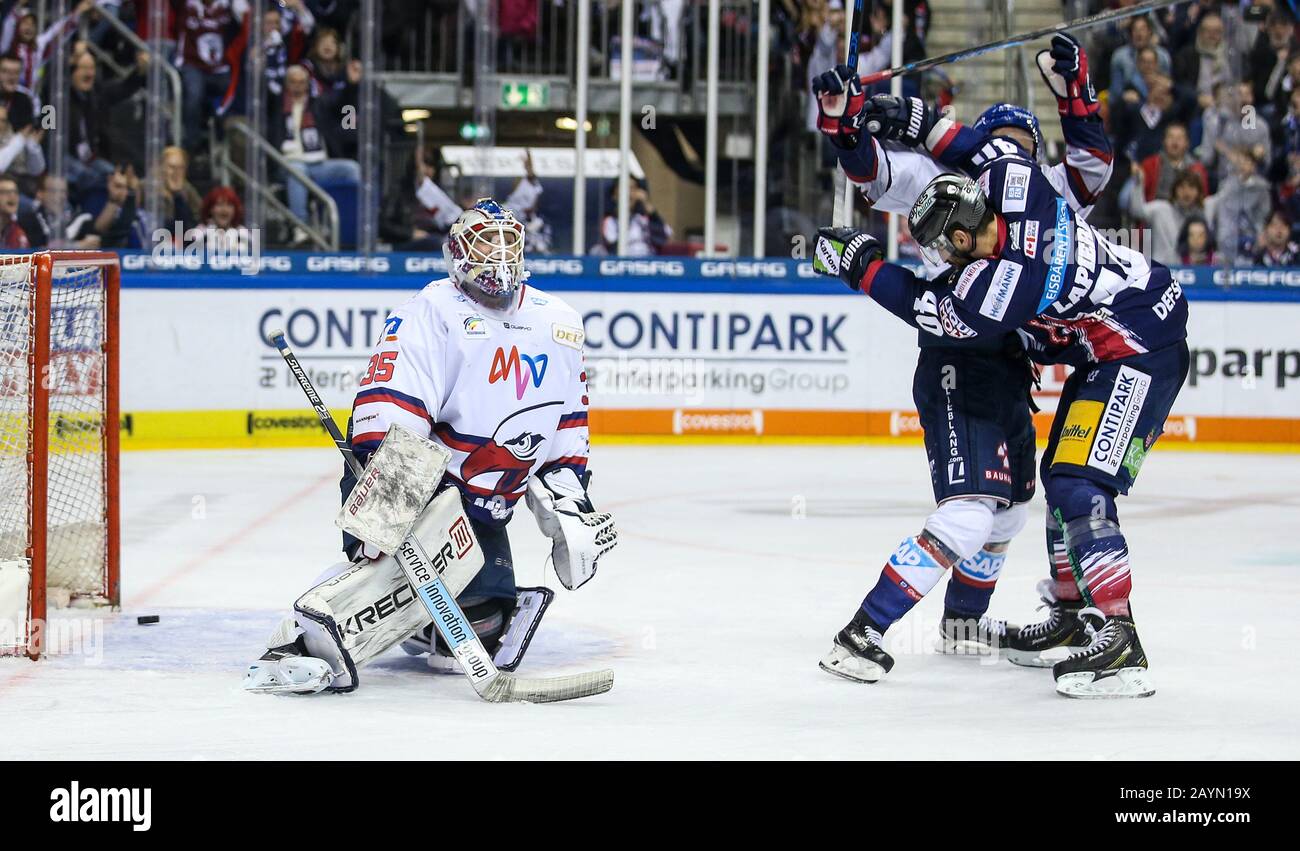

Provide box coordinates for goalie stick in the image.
[268,330,614,704]
[857,0,1188,87]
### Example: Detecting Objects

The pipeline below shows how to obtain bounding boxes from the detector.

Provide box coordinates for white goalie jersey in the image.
[349,279,590,526]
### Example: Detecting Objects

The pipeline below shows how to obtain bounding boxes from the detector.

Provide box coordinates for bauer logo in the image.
[50,781,151,831]
[1090,367,1150,476]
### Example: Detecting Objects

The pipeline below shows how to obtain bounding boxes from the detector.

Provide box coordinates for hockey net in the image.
[0,252,119,659]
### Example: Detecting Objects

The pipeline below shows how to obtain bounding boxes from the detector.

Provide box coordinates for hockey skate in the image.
[244,618,335,695]
[937,610,1020,656]
[244,644,335,694]
[819,614,895,684]
[1004,580,1092,668]
[1052,608,1155,699]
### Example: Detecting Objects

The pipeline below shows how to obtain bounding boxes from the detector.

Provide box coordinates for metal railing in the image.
[221,118,341,251]
[385,0,755,89]
[90,5,182,148]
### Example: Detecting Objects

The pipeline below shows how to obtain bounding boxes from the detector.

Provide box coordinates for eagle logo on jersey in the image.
[458,401,562,495]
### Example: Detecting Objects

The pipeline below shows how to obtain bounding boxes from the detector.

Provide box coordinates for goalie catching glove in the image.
[526,468,617,591]
[1036,33,1098,118]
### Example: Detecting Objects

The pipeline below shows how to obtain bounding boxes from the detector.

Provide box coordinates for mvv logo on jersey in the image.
[50,781,151,831]
[489,346,548,399]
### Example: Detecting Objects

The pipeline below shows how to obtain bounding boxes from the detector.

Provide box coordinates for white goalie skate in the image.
[244,654,335,695]
[243,616,335,695]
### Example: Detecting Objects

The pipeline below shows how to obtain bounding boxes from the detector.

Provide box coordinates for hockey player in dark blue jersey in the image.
[814,91,1189,698]
[809,35,1115,678]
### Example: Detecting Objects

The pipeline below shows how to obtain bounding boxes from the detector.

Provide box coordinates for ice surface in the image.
[2,444,1297,760]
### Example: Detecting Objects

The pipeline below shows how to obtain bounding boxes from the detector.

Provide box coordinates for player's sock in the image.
[859,533,953,630]
[1046,514,1081,602]
[938,542,1021,655]
[1057,510,1132,617]
[943,542,1006,617]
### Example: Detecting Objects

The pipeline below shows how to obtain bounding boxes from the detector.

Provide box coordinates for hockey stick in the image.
[268,330,614,704]
[832,0,867,227]
[858,0,1188,86]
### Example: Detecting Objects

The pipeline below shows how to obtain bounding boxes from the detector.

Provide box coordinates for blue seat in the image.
[314,177,358,248]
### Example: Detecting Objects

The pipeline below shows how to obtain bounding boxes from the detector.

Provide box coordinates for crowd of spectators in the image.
[1080,0,1300,267]
[7,0,1299,266]
[0,0,370,251]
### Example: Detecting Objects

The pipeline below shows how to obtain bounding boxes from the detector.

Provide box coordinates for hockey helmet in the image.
[908,174,988,265]
[444,199,526,311]
[973,103,1042,159]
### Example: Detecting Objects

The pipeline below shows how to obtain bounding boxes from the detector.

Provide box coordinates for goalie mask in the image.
[444,199,526,311]
[908,174,988,267]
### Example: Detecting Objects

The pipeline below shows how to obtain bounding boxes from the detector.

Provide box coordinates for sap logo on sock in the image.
[50,782,151,831]
[961,550,1006,581]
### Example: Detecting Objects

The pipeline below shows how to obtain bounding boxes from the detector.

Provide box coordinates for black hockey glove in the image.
[1036,33,1099,118]
[860,95,936,148]
[813,227,884,292]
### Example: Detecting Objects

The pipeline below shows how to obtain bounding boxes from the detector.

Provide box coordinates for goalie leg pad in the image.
[291,556,431,692]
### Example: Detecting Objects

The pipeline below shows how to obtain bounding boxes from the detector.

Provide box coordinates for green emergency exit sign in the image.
[501,81,550,110]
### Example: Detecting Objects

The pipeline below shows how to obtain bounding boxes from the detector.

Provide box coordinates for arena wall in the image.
[117,252,1300,449]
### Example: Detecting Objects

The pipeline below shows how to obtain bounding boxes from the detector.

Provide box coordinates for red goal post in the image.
[0,251,120,660]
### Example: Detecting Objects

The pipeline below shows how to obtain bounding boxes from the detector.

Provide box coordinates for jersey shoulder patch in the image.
[1001,162,1033,213]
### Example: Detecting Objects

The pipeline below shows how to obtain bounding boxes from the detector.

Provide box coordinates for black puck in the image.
[137,615,160,625]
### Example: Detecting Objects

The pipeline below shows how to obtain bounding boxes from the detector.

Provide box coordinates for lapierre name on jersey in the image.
[350,279,589,525]
[865,127,1187,367]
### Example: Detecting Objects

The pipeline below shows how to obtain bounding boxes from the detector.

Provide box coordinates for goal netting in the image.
[0,252,119,658]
